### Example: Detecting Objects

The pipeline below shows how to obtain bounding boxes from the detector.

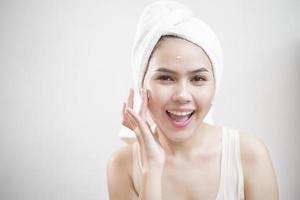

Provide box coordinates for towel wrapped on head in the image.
[120,0,224,143]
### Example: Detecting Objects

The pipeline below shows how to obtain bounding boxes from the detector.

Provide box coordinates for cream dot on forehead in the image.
[175,55,182,59]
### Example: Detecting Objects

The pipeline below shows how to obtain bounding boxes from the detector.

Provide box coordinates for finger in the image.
[146,121,160,144]
[125,109,143,145]
[138,88,148,120]
[125,109,140,136]
[127,107,156,146]
[122,102,131,129]
[127,88,134,109]
[122,102,126,116]
[125,108,141,134]
[126,108,150,155]
[124,109,136,130]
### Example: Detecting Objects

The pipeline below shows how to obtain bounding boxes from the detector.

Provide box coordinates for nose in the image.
[172,81,192,104]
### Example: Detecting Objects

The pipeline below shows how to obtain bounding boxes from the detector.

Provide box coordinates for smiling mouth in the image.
[165,110,195,128]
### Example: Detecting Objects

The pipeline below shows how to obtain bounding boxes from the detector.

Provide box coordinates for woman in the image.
[107,1,278,199]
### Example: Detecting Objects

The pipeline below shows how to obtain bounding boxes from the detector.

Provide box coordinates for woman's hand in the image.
[122,88,135,131]
[122,88,165,170]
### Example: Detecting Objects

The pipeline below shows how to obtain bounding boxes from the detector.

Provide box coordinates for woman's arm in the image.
[106,146,164,200]
[240,132,279,200]
[107,146,138,200]
[107,89,165,200]
[139,166,164,200]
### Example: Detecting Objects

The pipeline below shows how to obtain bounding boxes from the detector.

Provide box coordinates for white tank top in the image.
[131,126,245,200]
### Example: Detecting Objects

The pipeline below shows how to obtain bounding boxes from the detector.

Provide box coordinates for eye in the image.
[191,75,206,82]
[157,75,174,82]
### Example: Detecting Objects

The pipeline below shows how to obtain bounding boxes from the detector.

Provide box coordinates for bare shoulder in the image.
[239,131,270,164]
[238,130,274,174]
[107,144,133,172]
[106,144,138,200]
[238,131,279,200]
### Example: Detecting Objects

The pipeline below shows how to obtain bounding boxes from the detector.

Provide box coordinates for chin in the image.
[158,125,199,143]
[167,134,193,143]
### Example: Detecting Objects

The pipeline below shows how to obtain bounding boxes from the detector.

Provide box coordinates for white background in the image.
[0,0,299,199]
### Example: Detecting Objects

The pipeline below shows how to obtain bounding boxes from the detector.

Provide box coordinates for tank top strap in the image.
[217,127,245,200]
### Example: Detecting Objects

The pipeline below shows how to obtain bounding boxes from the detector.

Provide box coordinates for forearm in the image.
[139,167,163,200]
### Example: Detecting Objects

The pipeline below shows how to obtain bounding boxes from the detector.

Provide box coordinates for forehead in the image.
[147,37,213,73]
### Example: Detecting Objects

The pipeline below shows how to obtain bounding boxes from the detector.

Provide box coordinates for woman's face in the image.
[143,37,215,142]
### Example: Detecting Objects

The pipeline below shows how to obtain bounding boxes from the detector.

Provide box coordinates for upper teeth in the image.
[167,110,193,116]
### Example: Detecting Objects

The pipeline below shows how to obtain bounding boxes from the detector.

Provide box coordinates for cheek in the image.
[147,85,170,110]
[194,86,215,106]
[199,85,215,97]
[144,82,174,119]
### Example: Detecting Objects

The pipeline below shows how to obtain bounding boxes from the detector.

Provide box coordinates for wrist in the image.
[142,165,164,175]
[140,167,163,200]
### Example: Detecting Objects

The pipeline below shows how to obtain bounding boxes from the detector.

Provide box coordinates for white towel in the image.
[120,0,224,143]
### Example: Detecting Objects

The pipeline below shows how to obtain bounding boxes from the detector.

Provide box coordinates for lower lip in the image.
[166,112,194,128]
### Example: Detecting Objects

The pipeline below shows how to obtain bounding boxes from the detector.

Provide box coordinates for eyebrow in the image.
[154,67,209,74]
